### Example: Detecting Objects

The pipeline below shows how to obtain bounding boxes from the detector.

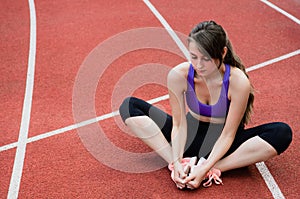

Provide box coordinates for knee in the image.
[119,97,131,111]
[119,96,144,122]
[273,122,293,154]
[276,122,292,143]
[119,97,135,122]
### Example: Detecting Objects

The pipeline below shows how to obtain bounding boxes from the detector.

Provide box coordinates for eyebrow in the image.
[190,52,197,57]
[190,52,210,59]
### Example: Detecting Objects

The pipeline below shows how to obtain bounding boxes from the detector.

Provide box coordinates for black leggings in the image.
[119,97,292,158]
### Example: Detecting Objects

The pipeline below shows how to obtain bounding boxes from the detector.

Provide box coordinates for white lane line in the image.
[247,49,300,72]
[0,142,17,152]
[7,0,37,198]
[256,162,285,199]
[143,1,289,198]
[260,0,300,25]
[143,0,190,60]
[27,111,119,143]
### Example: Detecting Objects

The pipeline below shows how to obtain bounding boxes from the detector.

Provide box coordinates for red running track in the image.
[0,0,299,198]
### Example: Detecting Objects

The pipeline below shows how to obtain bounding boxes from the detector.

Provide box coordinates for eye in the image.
[190,52,198,60]
[202,57,211,62]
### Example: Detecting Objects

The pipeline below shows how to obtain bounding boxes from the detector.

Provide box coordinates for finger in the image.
[171,174,185,189]
[186,184,195,190]
[183,174,195,184]
[173,170,180,180]
[187,180,200,189]
[172,174,187,186]
[173,176,185,189]
[170,170,174,179]
[176,182,185,189]
[176,184,183,189]
[183,164,190,174]
[178,170,187,179]
[174,176,185,184]
[171,174,185,188]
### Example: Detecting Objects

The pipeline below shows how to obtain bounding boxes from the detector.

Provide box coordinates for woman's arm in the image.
[167,63,189,186]
[185,67,251,188]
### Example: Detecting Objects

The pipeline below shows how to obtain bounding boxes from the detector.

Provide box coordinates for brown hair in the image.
[188,21,254,124]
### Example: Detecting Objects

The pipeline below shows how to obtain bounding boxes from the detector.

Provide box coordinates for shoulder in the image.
[167,62,190,83]
[230,67,250,86]
[168,62,190,76]
[228,67,251,98]
[167,62,190,91]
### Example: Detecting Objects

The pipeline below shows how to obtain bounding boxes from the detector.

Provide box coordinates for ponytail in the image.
[224,38,254,124]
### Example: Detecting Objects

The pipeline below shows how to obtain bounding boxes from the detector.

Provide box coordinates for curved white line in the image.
[7,0,36,198]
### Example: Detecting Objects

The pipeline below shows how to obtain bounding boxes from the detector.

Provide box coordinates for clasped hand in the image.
[171,157,208,190]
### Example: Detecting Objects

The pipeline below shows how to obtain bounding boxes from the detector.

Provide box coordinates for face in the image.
[188,41,219,77]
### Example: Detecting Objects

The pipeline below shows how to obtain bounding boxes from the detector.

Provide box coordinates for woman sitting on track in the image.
[119,20,292,190]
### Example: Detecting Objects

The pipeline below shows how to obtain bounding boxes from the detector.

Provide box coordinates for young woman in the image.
[119,21,292,190]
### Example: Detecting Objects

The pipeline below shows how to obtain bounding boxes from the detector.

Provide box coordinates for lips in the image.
[195,68,206,74]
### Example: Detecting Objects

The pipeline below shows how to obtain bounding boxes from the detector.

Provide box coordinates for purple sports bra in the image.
[185,63,231,118]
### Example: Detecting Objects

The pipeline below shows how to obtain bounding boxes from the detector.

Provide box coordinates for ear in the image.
[222,46,228,59]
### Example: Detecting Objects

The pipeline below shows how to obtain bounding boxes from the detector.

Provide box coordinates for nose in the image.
[196,60,204,69]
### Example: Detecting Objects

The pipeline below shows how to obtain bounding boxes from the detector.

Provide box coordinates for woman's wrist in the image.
[172,156,182,165]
